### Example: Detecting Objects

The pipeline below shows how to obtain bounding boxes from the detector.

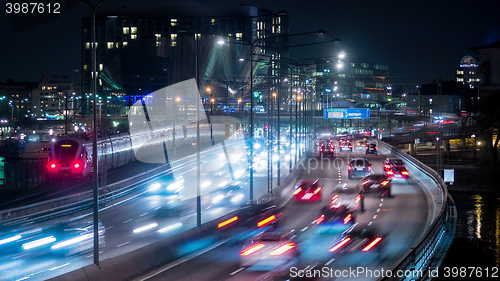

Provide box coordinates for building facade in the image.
[31,76,81,119]
[81,5,289,115]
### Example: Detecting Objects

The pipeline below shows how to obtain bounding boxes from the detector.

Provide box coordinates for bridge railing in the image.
[378,140,457,281]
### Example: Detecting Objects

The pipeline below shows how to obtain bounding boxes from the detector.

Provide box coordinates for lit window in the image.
[236,33,242,39]
[83,65,88,71]
[171,19,177,26]
[107,42,113,49]
[123,27,130,34]
[85,42,90,49]
[131,27,137,34]
[171,33,177,46]
[211,19,215,24]
[42,86,46,90]
[99,64,103,71]
[47,87,52,90]
[156,42,161,47]
[123,42,128,47]
[228,33,232,37]
[155,34,161,39]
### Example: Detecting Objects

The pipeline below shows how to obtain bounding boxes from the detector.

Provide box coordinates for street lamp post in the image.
[80,0,109,268]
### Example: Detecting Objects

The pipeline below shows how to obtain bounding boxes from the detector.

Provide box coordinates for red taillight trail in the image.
[257,215,276,227]
[240,243,265,256]
[362,237,382,251]
[269,243,296,255]
[329,237,351,252]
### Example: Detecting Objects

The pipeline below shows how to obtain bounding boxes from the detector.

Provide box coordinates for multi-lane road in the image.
[131,139,430,281]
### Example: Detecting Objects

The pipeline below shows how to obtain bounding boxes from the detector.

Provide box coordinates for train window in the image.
[54,140,79,166]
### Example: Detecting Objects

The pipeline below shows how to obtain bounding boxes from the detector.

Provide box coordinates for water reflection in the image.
[455,193,500,266]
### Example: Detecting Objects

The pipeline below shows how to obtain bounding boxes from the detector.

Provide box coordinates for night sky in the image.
[1,0,499,91]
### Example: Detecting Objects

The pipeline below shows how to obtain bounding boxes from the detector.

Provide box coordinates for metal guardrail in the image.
[0,159,182,224]
[378,141,457,281]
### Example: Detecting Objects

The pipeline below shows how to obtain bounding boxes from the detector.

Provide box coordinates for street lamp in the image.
[79,0,109,268]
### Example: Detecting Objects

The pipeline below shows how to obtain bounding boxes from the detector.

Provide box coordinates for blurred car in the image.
[382,158,406,171]
[293,179,322,202]
[339,140,353,152]
[315,204,356,234]
[328,228,384,257]
[148,175,184,202]
[210,183,246,206]
[240,230,299,268]
[386,166,409,183]
[219,202,287,243]
[319,142,334,157]
[354,140,367,151]
[331,183,364,211]
[347,158,372,179]
[50,219,106,257]
[359,174,392,197]
[365,143,378,155]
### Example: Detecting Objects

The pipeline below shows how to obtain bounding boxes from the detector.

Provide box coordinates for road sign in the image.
[323,108,370,119]
[19,140,26,148]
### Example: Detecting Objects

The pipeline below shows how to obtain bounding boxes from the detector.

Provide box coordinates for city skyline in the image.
[0,0,499,92]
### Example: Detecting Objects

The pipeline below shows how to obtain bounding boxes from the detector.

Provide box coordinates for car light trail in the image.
[240,243,265,256]
[158,223,182,233]
[217,216,238,228]
[0,235,22,245]
[270,243,296,255]
[329,237,351,252]
[133,223,158,233]
[22,236,56,250]
[362,237,382,251]
[257,215,276,227]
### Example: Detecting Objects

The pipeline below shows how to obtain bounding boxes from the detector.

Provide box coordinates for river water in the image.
[439,191,500,279]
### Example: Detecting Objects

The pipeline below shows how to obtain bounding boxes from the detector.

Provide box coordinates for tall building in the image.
[81,5,289,115]
[455,55,480,89]
[0,79,37,120]
[31,76,81,119]
[472,40,500,97]
[300,57,390,110]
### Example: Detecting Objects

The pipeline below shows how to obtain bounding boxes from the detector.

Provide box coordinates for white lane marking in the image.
[301,227,308,232]
[230,267,245,276]
[49,263,71,271]
[12,253,30,259]
[379,203,383,207]
[86,251,104,258]
[372,215,377,219]
[325,258,335,266]
[311,220,317,224]
[206,206,212,210]
[381,198,384,202]
[106,226,114,230]
[15,277,29,281]
[140,212,149,217]
[123,219,133,223]
[133,239,229,281]
[377,209,380,212]
[116,241,130,248]
[368,222,373,226]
